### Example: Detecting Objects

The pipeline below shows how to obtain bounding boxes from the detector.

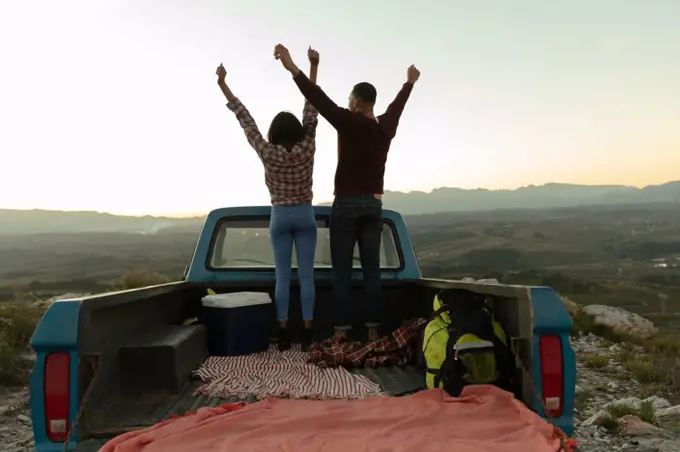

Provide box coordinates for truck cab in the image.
[29,206,576,451]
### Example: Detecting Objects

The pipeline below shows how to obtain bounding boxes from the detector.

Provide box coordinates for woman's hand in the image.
[215,63,235,101]
[216,63,227,84]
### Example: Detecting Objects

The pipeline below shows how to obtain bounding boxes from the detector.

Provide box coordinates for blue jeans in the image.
[330,195,383,330]
[270,203,317,322]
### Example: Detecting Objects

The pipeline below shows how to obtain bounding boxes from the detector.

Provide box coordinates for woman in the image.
[215,47,320,351]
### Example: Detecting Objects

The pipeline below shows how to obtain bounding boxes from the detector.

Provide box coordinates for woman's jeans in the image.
[270,203,317,322]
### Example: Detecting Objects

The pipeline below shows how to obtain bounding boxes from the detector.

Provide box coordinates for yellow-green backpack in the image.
[423,289,514,396]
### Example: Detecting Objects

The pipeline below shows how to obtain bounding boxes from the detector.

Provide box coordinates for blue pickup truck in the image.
[28,206,576,451]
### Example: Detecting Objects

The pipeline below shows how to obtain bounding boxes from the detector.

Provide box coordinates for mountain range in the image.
[0,209,204,235]
[374,180,680,215]
[1,181,678,235]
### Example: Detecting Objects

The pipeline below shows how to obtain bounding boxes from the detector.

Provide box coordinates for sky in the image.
[0,0,678,216]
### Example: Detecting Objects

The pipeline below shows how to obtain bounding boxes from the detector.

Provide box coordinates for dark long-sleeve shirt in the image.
[293,72,413,196]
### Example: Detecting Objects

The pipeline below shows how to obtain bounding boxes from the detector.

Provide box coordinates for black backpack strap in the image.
[435,350,466,396]
[431,289,455,321]
[487,332,515,391]
[432,368,443,389]
[431,305,449,320]
[446,360,466,396]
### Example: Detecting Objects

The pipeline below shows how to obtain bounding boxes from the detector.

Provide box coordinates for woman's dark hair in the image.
[267,111,305,151]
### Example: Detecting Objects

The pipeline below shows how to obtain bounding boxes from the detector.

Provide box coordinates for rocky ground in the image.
[0,386,34,451]
[572,332,680,451]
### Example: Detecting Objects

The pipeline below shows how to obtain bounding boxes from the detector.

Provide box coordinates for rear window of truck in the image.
[207,217,402,270]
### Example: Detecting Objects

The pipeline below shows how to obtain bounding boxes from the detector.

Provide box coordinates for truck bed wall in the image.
[77,282,203,437]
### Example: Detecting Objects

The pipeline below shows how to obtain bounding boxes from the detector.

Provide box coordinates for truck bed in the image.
[66,279,537,449]
[75,366,424,451]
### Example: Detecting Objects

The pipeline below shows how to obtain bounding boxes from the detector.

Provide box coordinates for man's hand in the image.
[308,46,319,84]
[308,46,319,66]
[407,65,420,84]
[274,44,297,72]
[216,63,227,84]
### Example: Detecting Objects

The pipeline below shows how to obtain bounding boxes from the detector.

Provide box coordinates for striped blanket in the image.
[193,345,384,401]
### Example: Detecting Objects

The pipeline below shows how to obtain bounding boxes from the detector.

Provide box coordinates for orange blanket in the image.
[100,386,573,452]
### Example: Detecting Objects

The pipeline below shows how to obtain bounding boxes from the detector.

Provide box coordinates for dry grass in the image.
[617,339,680,390]
[0,301,44,385]
[575,388,594,412]
[116,269,171,290]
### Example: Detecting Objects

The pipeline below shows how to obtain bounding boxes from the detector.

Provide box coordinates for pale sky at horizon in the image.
[1,0,678,216]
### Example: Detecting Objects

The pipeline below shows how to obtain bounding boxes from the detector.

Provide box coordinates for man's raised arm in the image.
[300,47,320,139]
[274,43,350,130]
[381,64,420,138]
[308,46,319,85]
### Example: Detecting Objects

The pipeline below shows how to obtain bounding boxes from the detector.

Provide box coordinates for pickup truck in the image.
[28,206,576,451]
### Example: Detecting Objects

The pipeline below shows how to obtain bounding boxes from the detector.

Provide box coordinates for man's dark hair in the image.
[268,111,305,151]
[351,82,377,105]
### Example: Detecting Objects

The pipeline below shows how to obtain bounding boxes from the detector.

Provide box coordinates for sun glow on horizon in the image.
[1,0,679,216]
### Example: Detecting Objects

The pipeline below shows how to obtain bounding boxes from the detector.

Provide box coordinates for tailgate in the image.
[73,366,424,450]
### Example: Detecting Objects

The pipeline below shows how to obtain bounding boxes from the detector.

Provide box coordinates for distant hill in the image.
[0,209,205,235]
[2,180,678,234]
[336,180,680,215]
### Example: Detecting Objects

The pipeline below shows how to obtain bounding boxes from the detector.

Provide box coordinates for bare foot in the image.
[334,329,347,339]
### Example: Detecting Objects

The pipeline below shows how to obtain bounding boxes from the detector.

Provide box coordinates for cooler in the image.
[199,292,272,356]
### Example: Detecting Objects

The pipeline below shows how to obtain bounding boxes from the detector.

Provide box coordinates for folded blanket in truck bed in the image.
[308,317,427,368]
[99,386,575,452]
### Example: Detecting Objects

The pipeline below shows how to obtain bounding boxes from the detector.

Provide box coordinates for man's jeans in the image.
[330,195,383,331]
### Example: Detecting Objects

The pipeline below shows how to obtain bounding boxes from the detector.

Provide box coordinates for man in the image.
[274,44,420,341]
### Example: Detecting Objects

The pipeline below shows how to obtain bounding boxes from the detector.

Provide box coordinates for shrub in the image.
[0,301,44,385]
[582,354,609,369]
[607,400,656,425]
[611,336,680,391]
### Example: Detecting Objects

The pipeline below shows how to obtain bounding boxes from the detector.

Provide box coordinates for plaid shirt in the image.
[308,318,427,369]
[227,98,318,206]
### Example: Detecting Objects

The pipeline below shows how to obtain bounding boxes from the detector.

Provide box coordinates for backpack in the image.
[423,289,515,397]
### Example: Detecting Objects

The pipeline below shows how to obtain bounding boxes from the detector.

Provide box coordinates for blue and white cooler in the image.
[199,292,272,356]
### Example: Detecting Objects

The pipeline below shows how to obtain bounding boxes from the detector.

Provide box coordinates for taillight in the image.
[44,352,70,442]
[539,335,563,417]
